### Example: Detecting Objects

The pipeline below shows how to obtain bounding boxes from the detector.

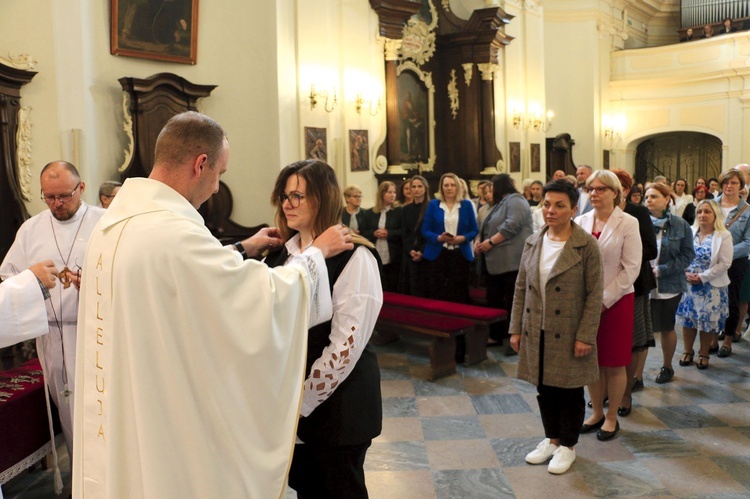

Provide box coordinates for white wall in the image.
[2,0,288,226]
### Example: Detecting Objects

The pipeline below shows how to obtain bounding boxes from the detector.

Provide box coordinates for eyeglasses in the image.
[279,192,306,208]
[347,195,363,199]
[41,182,81,204]
[585,186,611,194]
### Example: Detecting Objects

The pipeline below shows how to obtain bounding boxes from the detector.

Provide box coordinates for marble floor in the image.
[3,329,749,498]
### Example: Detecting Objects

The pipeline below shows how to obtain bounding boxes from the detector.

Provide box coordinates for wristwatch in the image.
[233,241,248,259]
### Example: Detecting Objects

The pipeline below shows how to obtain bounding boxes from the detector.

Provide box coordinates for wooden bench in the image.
[381,292,508,366]
[376,307,476,380]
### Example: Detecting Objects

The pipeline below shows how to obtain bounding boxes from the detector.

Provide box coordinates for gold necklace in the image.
[50,205,89,288]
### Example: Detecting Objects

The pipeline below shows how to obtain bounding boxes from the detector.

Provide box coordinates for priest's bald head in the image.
[150,111,230,209]
[40,161,85,221]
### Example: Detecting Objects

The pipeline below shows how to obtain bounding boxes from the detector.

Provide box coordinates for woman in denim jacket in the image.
[714,168,750,357]
[644,183,695,384]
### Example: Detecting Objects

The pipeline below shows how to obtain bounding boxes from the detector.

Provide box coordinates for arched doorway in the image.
[634,132,722,186]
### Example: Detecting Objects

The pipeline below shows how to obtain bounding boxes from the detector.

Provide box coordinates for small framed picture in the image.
[110,0,199,64]
[530,143,541,173]
[305,127,327,161]
[509,142,521,173]
[603,150,610,169]
[349,130,369,172]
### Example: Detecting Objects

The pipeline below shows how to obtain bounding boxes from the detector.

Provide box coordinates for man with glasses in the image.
[577,164,594,215]
[0,161,105,460]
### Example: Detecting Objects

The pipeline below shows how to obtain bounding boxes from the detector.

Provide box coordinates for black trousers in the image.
[725,257,749,337]
[425,249,471,304]
[381,262,400,292]
[289,441,372,499]
[537,331,585,448]
[486,270,518,341]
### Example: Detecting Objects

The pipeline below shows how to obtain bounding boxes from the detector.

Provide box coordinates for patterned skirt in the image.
[675,283,728,334]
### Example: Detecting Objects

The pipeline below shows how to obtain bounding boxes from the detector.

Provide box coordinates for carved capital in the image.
[477,63,498,81]
[383,38,403,61]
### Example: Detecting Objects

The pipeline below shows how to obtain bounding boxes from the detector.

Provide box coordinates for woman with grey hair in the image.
[98,180,122,208]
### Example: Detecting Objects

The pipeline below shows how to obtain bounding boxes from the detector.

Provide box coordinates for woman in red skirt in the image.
[575,171,642,441]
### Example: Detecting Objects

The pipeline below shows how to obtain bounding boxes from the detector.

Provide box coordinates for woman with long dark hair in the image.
[265,160,383,498]
[400,175,431,296]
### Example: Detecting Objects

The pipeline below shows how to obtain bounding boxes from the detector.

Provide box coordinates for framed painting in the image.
[305,127,327,161]
[111,0,199,65]
[509,142,521,173]
[349,130,369,172]
[603,150,610,169]
[530,143,541,173]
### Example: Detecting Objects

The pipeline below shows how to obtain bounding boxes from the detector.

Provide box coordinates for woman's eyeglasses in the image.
[585,186,610,194]
[278,192,305,208]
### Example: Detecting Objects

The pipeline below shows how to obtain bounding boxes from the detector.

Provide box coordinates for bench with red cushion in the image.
[376,307,475,380]
[382,292,507,365]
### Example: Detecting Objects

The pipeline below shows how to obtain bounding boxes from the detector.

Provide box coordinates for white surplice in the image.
[73,178,331,499]
[0,270,49,348]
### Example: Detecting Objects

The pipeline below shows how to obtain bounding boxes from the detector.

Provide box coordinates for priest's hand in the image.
[29,260,59,290]
[243,227,286,257]
[313,224,354,258]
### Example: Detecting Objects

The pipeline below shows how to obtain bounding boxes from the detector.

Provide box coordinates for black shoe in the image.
[718,331,726,340]
[617,406,631,417]
[718,345,732,358]
[596,421,620,441]
[732,332,743,343]
[580,416,605,434]
[504,345,518,357]
[655,366,674,384]
[678,351,694,366]
[587,397,608,408]
[632,377,644,392]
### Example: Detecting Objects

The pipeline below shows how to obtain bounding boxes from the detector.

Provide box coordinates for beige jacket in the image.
[511,222,603,388]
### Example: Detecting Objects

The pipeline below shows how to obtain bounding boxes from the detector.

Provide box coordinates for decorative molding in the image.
[477,63,498,81]
[16,106,32,201]
[0,52,37,71]
[400,19,436,65]
[396,60,436,173]
[374,155,389,174]
[523,0,542,13]
[442,0,451,12]
[462,63,473,87]
[447,69,459,119]
[118,92,135,173]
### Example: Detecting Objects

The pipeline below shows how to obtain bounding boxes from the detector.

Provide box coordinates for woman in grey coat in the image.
[510,180,603,475]
[475,174,533,350]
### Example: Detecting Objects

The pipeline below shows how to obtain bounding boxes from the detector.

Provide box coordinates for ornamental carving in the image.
[16,107,32,201]
[118,93,135,173]
[0,53,37,71]
[447,69,459,119]
[462,63,473,87]
[400,19,436,66]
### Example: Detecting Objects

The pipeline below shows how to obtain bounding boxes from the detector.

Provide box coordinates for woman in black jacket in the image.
[362,181,403,291]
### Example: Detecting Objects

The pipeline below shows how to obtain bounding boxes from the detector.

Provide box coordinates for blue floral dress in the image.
[675,233,728,333]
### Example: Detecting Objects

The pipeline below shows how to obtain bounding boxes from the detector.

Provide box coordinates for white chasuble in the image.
[73,178,329,498]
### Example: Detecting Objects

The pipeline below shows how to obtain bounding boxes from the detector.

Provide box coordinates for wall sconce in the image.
[602,114,626,148]
[355,92,381,116]
[309,84,337,113]
[533,110,554,132]
[512,104,553,132]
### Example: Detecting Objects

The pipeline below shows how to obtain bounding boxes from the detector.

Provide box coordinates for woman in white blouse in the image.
[265,159,383,498]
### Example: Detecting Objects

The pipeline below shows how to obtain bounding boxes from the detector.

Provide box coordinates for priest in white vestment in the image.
[0,261,58,348]
[73,111,353,499]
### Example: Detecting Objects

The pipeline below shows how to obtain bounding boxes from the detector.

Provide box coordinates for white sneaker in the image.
[548,446,576,474]
[525,438,559,464]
